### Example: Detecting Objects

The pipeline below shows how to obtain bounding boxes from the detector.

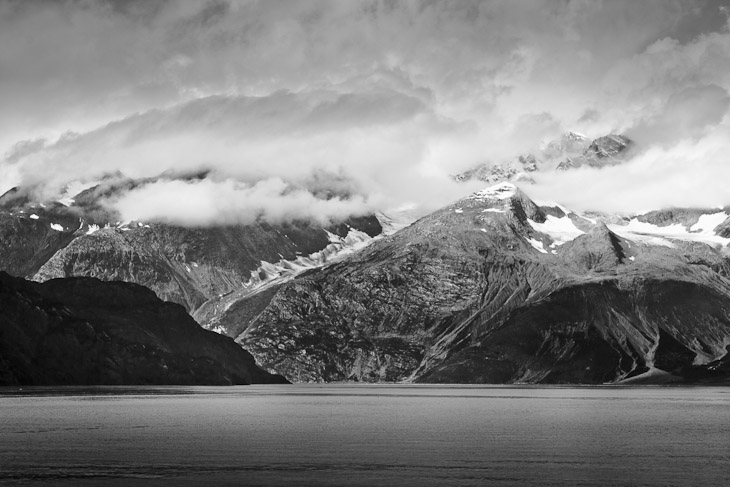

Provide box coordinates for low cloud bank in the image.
[3,1,730,223]
[530,120,730,214]
[108,177,378,227]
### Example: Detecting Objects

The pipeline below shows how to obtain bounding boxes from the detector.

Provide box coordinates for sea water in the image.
[1,385,729,486]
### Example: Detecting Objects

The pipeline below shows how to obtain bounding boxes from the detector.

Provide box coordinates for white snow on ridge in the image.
[482,208,505,213]
[527,215,584,246]
[86,224,100,235]
[608,216,730,248]
[523,206,730,249]
[29,214,39,220]
[470,182,516,201]
[243,228,375,293]
[525,237,548,253]
[50,223,64,231]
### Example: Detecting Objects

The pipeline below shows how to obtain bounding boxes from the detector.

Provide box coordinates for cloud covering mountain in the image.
[2,0,730,223]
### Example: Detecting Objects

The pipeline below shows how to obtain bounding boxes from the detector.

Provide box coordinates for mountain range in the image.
[223,182,730,384]
[0,175,382,314]
[2,133,730,385]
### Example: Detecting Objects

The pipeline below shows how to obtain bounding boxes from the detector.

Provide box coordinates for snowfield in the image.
[608,215,730,248]
[528,215,585,246]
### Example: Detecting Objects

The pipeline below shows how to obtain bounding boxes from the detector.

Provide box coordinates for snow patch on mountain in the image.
[29,214,39,220]
[528,215,585,246]
[690,212,728,233]
[608,216,730,248]
[376,208,417,235]
[470,182,517,201]
[50,223,64,231]
[244,228,374,292]
[525,237,548,253]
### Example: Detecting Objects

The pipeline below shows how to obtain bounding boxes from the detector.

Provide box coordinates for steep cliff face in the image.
[223,183,730,384]
[0,272,288,386]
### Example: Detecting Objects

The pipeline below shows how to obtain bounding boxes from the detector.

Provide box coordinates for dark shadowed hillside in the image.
[0,272,288,386]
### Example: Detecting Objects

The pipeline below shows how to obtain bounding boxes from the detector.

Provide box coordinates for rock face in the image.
[0,204,80,278]
[221,183,730,384]
[0,272,288,386]
[0,181,382,314]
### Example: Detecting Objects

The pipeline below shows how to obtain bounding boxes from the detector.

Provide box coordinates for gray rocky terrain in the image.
[221,183,730,384]
[3,171,730,386]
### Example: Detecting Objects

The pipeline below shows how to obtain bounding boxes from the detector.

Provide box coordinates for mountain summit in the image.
[454,132,632,184]
[217,182,730,384]
[3,175,730,385]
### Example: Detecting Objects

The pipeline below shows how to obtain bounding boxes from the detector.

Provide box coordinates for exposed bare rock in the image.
[222,183,730,384]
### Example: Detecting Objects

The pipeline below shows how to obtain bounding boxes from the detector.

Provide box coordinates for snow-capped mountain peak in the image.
[470,182,517,201]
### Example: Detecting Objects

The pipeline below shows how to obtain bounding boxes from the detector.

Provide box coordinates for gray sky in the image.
[2,0,730,223]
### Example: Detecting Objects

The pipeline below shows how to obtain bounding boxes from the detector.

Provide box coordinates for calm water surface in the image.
[1,385,729,486]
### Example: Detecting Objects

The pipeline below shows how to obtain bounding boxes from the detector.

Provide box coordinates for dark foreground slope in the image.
[0,272,287,386]
[226,183,730,384]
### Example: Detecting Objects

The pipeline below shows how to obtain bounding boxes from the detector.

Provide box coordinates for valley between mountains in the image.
[2,135,730,385]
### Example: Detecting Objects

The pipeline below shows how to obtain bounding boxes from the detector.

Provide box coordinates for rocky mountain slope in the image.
[0,272,288,385]
[4,162,730,386]
[215,183,730,384]
[0,177,382,314]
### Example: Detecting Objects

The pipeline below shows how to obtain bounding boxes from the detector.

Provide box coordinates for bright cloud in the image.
[2,0,730,223]
[110,177,379,226]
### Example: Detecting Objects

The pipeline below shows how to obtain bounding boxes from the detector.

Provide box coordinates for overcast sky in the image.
[2,0,730,224]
